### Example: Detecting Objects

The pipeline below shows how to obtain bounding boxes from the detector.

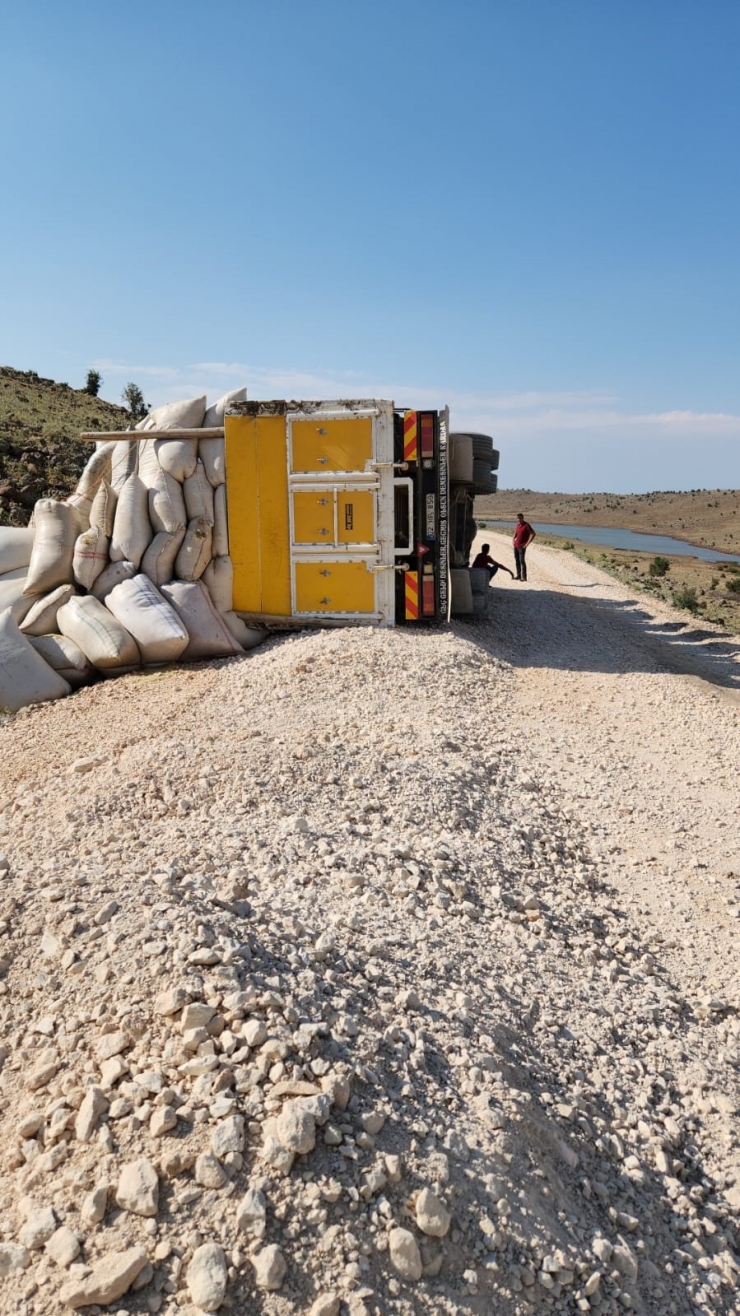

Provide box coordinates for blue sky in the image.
[1,0,738,493]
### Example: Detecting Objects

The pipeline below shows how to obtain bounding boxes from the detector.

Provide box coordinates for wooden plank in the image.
[79,428,225,442]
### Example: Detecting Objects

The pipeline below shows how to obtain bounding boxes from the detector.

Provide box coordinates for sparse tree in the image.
[84,369,102,397]
[121,382,149,421]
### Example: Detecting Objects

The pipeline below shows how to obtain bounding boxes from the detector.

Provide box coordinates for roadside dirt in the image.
[471,532,740,1006]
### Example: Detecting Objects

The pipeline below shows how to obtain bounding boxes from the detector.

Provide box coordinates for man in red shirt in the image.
[512,513,536,581]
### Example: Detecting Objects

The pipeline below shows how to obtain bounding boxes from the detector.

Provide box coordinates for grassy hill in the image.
[0,366,130,526]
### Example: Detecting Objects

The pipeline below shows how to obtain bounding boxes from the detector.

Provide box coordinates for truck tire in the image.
[469,567,490,596]
[449,434,474,484]
[450,568,474,616]
[472,593,489,614]
[472,460,497,494]
[451,432,499,470]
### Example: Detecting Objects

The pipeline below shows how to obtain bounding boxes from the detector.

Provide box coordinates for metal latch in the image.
[370,461,408,471]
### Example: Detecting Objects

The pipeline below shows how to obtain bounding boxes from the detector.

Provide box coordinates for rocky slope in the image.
[0,368,128,527]
[0,545,738,1315]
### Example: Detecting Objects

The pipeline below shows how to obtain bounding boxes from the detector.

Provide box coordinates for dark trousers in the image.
[514,546,527,580]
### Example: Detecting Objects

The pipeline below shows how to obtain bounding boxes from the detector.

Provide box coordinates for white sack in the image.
[175,517,212,582]
[223,612,266,651]
[0,570,34,625]
[106,574,188,665]
[20,584,75,636]
[141,529,185,587]
[199,436,225,487]
[91,559,136,602]
[89,480,118,536]
[183,460,215,524]
[149,470,187,534]
[110,473,152,568]
[161,580,242,662]
[111,439,137,492]
[0,527,34,575]
[202,555,233,613]
[57,595,141,671]
[136,396,207,431]
[202,387,247,427]
[138,439,187,534]
[0,609,71,712]
[212,484,229,558]
[24,500,83,596]
[74,441,115,501]
[155,437,198,482]
[73,526,109,590]
[29,634,95,688]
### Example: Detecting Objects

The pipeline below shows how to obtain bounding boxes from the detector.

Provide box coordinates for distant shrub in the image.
[649,556,670,577]
[563,540,575,550]
[710,576,719,590]
[84,369,102,397]
[673,585,700,613]
[726,577,740,594]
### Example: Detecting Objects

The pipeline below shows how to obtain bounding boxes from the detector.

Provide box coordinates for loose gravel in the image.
[0,536,737,1316]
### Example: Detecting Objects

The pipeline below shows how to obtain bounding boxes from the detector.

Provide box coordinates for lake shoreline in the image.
[482,518,740,562]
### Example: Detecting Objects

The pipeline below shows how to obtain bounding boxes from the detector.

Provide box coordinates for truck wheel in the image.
[449,435,474,484]
[450,568,474,616]
[471,435,493,460]
[472,593,488,614]
[472,460,497,494]
[469,567,490,596]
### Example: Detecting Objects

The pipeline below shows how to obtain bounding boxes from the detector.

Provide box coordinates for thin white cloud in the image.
[93,359,740,444]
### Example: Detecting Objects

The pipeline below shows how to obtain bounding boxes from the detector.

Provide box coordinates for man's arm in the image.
[493,559,515,577]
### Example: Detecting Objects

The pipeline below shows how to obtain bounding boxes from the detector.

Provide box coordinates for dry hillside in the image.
[0,368,129,527]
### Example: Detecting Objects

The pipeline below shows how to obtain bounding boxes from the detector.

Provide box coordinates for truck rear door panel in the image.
[291,417,373,473]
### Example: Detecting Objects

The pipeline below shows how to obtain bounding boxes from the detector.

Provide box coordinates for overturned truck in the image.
[0,393,498,712]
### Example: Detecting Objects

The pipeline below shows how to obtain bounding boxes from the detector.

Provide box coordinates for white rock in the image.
[310,1295,340,1316]
[46,1226,80,1267]
[187,1242,228,1311]
[0,1243,29,1276]
[181,1001,216,1030]
[276,1100,316,1155]
[235,1185,266,1235]
[150,1105,177,1137]
[60,1245,148,1308]
[242,1018,267,1047]
[155,986,191,1016]
[195,1151,228,1188]
[211,1114,244,1158]
[81,1183,108,1225]
[75,1085,108,1142]
[388,1227,422,1280]
[415,1187,451,1238]
[96,1030,129,1061]
[116,1158,159,1216]
[20,1205,57,1250]
[253,1243,287,1291]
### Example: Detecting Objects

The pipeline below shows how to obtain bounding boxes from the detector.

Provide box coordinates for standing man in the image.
[512,513,536,581]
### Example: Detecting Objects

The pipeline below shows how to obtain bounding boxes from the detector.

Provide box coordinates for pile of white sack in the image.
[0,390,266,714]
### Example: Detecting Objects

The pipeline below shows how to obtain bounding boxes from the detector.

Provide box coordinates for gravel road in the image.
[0,539,737,1316]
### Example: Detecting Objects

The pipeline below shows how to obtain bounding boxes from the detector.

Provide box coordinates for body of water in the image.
[484,521,740,565]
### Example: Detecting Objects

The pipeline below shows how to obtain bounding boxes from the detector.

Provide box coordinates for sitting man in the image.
[471,543,515,583]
